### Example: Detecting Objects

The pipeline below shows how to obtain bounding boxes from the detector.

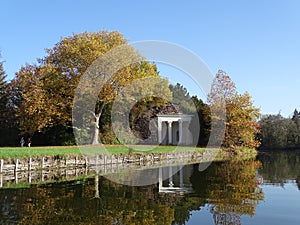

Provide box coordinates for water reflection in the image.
[257,150,300,189]
[190,160,263,225]
[0,158,266,225]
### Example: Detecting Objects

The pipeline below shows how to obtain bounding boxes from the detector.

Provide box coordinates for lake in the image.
[0,150,299,225]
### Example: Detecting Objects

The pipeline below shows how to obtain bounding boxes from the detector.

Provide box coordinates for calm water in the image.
[0,151,300,225]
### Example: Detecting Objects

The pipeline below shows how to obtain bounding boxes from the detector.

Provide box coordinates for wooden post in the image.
[41,157,45,169]
[140,157,143,165]
[104,155,107,165]
[15,159,19,173]
[84,157,88,175]
[104,155,107,173]
[96,155,99,165]
[41,170,44,182]
[28,157,32,171]
[0,159,3,173]
[28,171,32,183]
[15,159,19,184]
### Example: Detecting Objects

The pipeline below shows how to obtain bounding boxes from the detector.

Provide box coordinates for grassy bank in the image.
[0,145,257,160]
[0,145,205,159]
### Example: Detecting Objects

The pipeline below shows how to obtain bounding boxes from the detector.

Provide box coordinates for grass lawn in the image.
[0,145,206,159]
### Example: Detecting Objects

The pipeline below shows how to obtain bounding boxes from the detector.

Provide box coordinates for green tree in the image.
[0,54,8,127]
[169,83,195,113]
[292,109,300,144]
[0,54,18,146]
[191,95,211,146]
[259,114,298,149]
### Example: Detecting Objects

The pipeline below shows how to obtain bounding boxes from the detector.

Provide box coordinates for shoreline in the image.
[0,148,257,188]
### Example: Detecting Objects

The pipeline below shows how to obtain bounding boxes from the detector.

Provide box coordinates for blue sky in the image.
[0,0,300,117]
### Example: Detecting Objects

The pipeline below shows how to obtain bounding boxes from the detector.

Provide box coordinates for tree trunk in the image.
[91,102,106,145]
[92,114,100,145]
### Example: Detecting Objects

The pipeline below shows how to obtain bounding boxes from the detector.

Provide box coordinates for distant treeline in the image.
[258,110,300,150]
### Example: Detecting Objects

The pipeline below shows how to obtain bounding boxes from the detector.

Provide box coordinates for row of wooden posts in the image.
[0,155,146,187]
[0,152,195,174]
[0,151,207,187]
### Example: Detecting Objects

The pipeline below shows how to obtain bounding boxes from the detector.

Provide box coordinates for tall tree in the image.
[0,54,19,146]
[169,83,195,113]
[208,70,261,149]
[0,54,8,127]
[14,31,162,144]
[191,96,211,146]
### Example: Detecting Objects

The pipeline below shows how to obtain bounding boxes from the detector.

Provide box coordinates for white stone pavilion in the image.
[157,114,193,145]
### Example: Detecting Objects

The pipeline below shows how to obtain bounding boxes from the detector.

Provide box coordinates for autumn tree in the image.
[14,31,164,145]
[103,75,172,145]
[208,70,261,149]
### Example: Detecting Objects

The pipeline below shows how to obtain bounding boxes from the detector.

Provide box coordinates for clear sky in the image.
[1,0,300,117]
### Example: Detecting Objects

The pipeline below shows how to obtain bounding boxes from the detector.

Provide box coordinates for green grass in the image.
[0,146,81,159]
[0,145,207,159]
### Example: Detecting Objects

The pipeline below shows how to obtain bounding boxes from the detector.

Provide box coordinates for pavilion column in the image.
[158,119,162,144]
[168,121,173,145]
[178,119,183,145]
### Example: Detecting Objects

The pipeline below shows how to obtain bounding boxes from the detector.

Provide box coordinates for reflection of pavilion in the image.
[157,114,193,145]
[158,165,193,194]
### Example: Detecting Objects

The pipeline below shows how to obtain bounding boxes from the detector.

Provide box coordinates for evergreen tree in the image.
[0,54,19,146]
[292,109,300,144]
[191,95,211,146]
[0,54,8,127]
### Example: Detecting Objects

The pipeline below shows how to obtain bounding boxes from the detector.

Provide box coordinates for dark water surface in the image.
[0,151,300,225]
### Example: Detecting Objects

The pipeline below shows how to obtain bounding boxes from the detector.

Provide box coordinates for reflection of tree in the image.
[11,177,179,225]
[171,196,206,225]
[297,175,300,190]
[190,159,264,224]
[258,151,300,186]
[1,160,265,225]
